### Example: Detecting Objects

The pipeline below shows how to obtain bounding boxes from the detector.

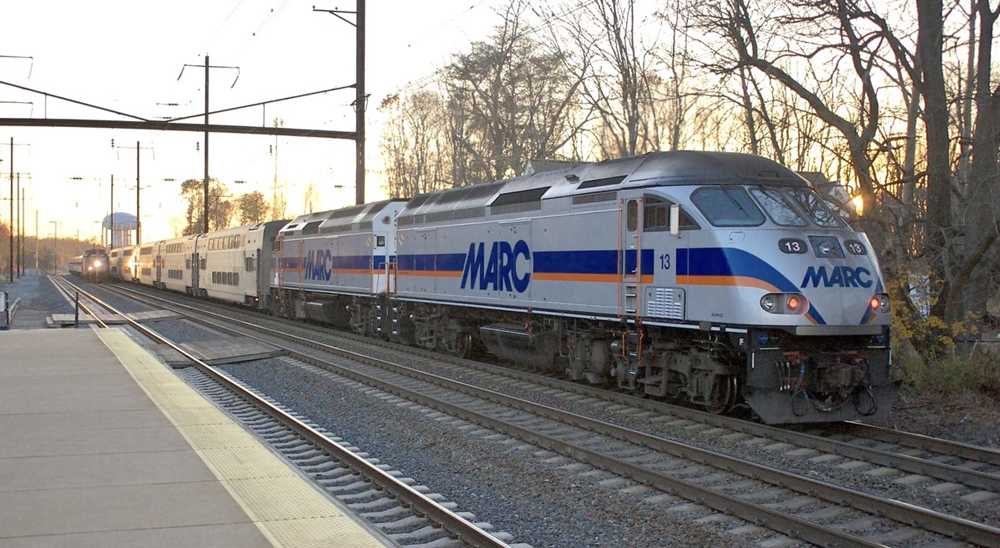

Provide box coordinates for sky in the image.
[0,0,507,243]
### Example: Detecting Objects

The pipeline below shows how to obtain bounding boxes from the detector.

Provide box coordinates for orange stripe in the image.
[676,275,779,292]
[397,270,463,278]
[331,268,378,275]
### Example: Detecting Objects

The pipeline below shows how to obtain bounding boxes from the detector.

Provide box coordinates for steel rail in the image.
[839,421,1000,467]
[66,281,511,548]
[51,276,108,328]
[104,284,1000,547]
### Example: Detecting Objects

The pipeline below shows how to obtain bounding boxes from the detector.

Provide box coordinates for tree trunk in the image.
[917,0,955,319]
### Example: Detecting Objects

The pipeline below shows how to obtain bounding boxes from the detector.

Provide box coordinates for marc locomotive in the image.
[112,151,898,424]
[68,248,111,283]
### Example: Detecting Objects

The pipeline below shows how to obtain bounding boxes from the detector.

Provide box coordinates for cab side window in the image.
[643,195,699,231]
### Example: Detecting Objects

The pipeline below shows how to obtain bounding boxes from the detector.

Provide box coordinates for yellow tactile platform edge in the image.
[96,328,389,548]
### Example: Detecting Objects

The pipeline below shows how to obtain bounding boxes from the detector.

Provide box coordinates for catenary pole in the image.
[204,55,210,233]
[356,0,365,205]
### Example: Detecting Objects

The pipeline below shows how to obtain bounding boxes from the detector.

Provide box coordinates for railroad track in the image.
[95,280,1000,547]
[50,275,111,328]
[56,276,516,548]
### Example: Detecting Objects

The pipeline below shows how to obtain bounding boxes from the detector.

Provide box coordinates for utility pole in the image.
[8,137,12,283]
[204,55,210,233]
[314,1,366,205]
[15,173,20,278]
[49,220,57,274]
[137,141,141,243]
[178,56,238,233]
[113,140,153,244]
[5,138,29,281]
[110,174,114,248]
[356,0,365,206]
[19,180,24,277]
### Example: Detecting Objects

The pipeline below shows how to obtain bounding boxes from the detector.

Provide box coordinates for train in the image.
[110,151,898,424]
[68,248,111,282]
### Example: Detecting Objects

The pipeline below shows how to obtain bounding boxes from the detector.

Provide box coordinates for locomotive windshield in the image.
[694,185,848,228]
[749,188,807,226]
[691,187,766,227]
[785,187,844,227]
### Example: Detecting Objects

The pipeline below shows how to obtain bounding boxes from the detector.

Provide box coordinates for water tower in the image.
[102,212,138,248]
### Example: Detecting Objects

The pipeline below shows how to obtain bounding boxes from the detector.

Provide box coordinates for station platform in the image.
[0,327,391,548]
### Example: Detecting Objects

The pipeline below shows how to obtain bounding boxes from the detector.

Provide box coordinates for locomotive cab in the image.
[613,170,896,424]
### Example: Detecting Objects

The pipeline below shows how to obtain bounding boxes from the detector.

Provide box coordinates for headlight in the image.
[809,236,845,258]
[93,260,102,267]
[760,293,808,315]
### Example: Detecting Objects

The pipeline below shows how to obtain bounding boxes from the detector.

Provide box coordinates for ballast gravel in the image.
[220,358,759,548]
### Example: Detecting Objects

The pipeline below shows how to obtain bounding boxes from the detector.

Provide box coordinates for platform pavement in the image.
[0,327,392,548]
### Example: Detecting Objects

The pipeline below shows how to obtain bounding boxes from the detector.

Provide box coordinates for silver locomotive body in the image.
[271,200,406,329]
[390,151,896,424]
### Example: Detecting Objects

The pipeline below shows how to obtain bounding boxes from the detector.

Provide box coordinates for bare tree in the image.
[557,0,661,158]
[960,0,1000,320]
[444,0,586,185]
[378,89,452,198]
[302,182,319,214]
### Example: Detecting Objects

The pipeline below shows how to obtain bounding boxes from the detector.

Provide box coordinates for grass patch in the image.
[896,345,1000,396]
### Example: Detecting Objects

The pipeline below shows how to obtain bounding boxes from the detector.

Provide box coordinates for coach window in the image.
[627,200,638,231]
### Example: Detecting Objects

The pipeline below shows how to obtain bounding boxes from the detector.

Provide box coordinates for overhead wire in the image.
[196,0,249,57]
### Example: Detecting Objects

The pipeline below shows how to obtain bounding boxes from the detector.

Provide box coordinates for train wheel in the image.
[705,375,734,415]
[443,330,471,359]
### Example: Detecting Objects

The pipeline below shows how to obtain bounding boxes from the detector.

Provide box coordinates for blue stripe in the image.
[397,249,656,276]
[678,247,825,325]
[397,253,464,272]
[678,247,798,292]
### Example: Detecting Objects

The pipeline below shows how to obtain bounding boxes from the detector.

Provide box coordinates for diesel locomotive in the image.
[68,248,111,283]
[114,151,898,424]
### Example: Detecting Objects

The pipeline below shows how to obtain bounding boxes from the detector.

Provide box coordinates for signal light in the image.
[870,297,880,310]
[787,296,800,311]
